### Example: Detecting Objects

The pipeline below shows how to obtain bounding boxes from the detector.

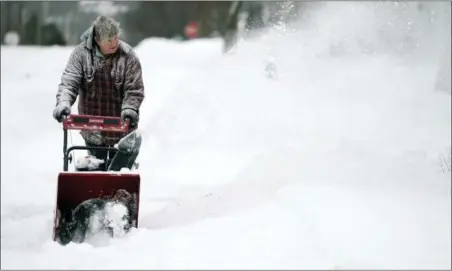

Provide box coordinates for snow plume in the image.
[250,2,450,61]
[309,2,449,57]
[84,202,130,246]
[238,1,450,95]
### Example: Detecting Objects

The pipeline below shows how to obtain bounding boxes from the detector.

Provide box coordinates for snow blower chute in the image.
[52,114,141,245]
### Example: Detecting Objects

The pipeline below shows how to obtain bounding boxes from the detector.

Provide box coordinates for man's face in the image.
[96,35,119,55]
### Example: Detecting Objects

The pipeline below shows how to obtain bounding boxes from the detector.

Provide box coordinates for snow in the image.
[75,155,105,170]
[83,201,130,246]
[1,2,450,269]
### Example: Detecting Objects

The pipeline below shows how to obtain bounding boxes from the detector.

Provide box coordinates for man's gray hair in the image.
[93,15,121,41]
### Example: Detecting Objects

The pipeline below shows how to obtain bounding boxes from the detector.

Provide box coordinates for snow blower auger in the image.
[53,114,141,245]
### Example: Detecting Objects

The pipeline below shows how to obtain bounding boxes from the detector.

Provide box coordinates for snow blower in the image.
[52,114,141,245]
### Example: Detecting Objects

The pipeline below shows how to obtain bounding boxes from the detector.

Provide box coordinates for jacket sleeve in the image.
[122,50,145,113]
[56,45,83,106]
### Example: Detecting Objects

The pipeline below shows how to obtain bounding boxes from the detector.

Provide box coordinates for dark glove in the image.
[53,103,71,122]
[121,108,139,128]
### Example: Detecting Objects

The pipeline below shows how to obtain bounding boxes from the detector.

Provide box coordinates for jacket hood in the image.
[80,26,96,51]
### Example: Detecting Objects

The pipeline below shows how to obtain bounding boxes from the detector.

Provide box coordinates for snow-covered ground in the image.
[1,2,451,269]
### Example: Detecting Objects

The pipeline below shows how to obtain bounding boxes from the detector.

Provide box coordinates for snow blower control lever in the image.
[61,114,130,171]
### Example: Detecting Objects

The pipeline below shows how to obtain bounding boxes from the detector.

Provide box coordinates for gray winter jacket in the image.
[56,26,145,116]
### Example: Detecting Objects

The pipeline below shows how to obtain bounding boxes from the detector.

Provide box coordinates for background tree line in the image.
[0,1,304,49]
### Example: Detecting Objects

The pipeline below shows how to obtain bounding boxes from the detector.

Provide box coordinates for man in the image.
[53,16,144,170]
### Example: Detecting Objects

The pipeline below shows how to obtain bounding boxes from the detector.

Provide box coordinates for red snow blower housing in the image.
[52,114,141,245]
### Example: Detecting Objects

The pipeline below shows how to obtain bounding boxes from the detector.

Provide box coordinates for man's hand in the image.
[121,108,139,128]
[53,103,71,122]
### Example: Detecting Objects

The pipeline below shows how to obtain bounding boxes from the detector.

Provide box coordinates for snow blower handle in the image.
[61,115,130,171]
[62,114,129,133]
